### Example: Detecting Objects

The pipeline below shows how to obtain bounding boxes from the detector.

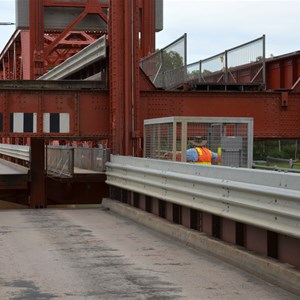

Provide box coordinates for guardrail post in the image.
[30,138,46,208]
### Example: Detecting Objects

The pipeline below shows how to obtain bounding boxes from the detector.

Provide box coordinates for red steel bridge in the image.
[0,2,299,291]
[0,0,298,204]
[0,0,298,202]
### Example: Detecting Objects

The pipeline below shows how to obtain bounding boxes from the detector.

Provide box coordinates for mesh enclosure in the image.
[144,117,253,168]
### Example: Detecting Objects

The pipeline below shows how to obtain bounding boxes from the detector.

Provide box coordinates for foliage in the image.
[186,69,200,80]
[253,139,300,160]
[162,50,184,70]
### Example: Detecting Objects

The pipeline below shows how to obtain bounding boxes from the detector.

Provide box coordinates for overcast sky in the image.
[0,0,299,63]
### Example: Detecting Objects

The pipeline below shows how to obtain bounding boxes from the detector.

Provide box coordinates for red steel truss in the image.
[0,0,156,80]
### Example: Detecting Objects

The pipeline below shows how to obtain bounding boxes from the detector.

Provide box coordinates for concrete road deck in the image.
[0,208,298,299]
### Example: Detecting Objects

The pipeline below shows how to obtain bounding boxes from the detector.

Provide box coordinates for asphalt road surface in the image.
[0,208,298,299]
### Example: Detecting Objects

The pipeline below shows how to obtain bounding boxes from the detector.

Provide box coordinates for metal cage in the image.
[144,116,253,168]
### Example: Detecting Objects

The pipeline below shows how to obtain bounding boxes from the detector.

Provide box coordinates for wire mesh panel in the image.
[186,61,200,82]
[187,35,265,87]
[200,53,225,83]
[140,34,187,89]
[227,36,265,84]
[46,146,110,176]
[74,147,110,172]
[144,117,253,168]
[46,146,74,177]
[144,122,174,159]
[140,51,162,86]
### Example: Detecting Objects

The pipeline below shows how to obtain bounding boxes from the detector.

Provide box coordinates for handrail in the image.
[106,155,300,239]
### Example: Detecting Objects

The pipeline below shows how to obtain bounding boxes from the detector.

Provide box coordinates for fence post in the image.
[224,50,228,84]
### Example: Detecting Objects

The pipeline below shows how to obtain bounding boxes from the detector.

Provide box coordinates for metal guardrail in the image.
[0,143,30,161]
[38,35,107,80]
[106,155,300,239]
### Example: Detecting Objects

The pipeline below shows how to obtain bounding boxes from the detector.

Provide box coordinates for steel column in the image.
[30,138,46,208]
[29,0,44,79]
[109,0,140,155]
[141,0,156,57]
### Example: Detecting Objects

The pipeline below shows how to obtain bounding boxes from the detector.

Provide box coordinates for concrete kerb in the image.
[101,198,300,296]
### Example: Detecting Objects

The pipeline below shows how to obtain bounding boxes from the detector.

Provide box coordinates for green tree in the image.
[162,50,184,71]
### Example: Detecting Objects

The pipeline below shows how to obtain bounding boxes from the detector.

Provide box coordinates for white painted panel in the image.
[43,113,50,133]
[33,113,37,133]
[14,113,24,133]
[60,113,70,133]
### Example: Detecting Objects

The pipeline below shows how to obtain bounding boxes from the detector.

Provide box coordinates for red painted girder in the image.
[0,87,299,141]
[0,89,110,138]
[266,54,300,90]
[139,90,300,139]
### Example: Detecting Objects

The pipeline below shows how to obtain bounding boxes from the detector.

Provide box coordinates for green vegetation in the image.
[253,140,300,170]
[162,50,184,70]
[253,139,300,161]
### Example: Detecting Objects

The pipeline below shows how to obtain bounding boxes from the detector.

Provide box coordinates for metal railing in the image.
[46,146,74,177]
[74,147,110,172]
[186,35,266,87]
[38,35,107,80]
[47,146,110,176]
[106,155,300,239]
[141,35,265,89]
[0,144,110,176]
[140,34,187,90]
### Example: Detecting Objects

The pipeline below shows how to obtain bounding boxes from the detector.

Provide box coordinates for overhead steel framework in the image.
[0,0,160,80]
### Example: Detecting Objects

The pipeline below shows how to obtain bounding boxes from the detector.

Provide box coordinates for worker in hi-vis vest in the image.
[186,136,219,165]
